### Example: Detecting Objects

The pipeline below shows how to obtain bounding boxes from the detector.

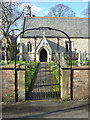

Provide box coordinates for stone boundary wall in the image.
[61,66,89,100]
[0,64,26,102]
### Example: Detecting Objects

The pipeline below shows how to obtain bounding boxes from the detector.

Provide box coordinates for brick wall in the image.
[61,66,89,100]
[0,68,2,102]
[73,67,88,100]
[1,64,25,102]
[2,69,15,102]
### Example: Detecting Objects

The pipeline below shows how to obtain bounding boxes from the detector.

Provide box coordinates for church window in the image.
[66,41,69,52]
[27,42,32,52]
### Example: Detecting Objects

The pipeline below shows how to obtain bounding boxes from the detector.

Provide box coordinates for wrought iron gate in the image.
[28,54,61,100]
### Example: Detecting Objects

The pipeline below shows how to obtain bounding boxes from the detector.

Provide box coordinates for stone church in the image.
[19,5,89,62]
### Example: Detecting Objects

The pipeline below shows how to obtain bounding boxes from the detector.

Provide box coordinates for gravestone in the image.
[88,53,90,60]
[55,50,59,67]
[60,52,67,68]
[78,51,81,66]
[82,51,87,64]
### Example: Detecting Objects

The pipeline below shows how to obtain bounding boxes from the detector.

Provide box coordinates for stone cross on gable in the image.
[42,32,45,38]
[42,32,46,45]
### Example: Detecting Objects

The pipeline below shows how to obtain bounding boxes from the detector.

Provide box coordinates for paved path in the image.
[2,99,89,119]
[29,62,59,100]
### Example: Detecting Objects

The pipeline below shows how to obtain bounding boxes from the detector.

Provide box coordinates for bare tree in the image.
[0,1,25,64]
[81,1,90,18]
[47,4,75,17]
[81,9,88,17]
[81,8,90,18]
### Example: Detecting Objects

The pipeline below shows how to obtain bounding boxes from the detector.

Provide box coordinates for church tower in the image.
[26,5,31,17]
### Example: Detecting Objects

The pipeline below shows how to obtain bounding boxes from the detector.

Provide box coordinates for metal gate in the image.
[27,53,61,100]
[15,27,72,102]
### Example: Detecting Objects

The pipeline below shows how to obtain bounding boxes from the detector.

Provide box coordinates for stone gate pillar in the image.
[61,69,70,100]
[17,66,26,102]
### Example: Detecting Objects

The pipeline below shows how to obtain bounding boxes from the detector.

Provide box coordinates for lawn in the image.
[66,60,90,66]
[0,60,32,65]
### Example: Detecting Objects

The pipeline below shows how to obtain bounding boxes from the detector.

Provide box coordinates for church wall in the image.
[71,38,88,54]
[20,38,42,61]
[60,38,88,54]
[47,37,88,55]
[20,37,89,61]
[62,38,89,59]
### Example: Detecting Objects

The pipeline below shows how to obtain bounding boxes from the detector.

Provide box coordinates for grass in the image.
[66,60,90,66]
[0,60,32,65]
[48,62,60,93]
[25,61,38,95]
[48,62,60,82]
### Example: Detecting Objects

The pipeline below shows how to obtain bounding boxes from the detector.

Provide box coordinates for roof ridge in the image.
[24,16,88,19]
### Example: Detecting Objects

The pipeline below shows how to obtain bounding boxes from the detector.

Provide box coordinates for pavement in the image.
[1,99,89,119]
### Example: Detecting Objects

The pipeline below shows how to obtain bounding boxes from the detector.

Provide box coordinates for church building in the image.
[19,5,89,62]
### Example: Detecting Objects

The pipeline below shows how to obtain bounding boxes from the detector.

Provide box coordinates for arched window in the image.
[27,42,32,52]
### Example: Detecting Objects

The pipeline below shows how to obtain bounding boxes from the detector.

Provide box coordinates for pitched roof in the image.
[21,17,88,38]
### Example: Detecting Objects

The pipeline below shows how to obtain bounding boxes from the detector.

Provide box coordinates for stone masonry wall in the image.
[20,37,89,61]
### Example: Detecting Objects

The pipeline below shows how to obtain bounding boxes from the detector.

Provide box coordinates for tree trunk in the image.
[4,37,8,64]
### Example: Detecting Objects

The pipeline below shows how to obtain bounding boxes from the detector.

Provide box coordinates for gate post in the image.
[61,68,71,100]
[17,66,26,102]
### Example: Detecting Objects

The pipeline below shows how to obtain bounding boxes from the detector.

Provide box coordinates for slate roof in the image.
[21,17,88,38]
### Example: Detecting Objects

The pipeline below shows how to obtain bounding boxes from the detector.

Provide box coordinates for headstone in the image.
[78,51,81,66]
[74,48,77,54]
[82,51,87,64]
[54,51,59,67]
[72,41,74,51]
[60,52,67,68]
[88,53,90,60]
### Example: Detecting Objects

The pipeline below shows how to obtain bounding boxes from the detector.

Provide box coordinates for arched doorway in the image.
[40,48,47,62]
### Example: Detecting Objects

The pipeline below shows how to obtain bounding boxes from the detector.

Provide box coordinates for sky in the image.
[1,0,89,42]
[20,1,89,17]
[15,1,89,43]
